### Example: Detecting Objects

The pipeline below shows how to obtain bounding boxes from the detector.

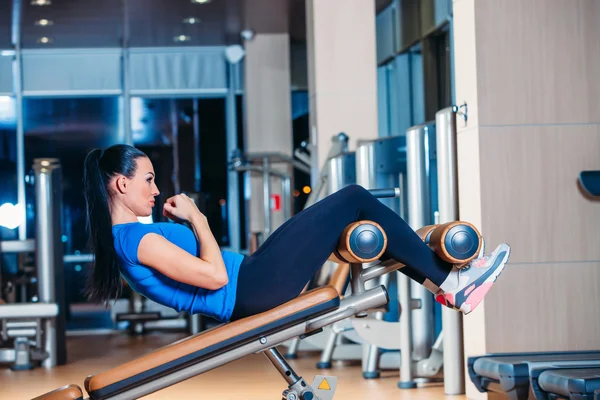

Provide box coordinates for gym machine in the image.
[303,132,350,209]
[469,351,600,399]
[351,129,442,383]
[313,107,466,394]
[229,151,304,247]
[284,147,364,365]
[33,187,483,400]
[0,158,67,370]
[229,133,349,250]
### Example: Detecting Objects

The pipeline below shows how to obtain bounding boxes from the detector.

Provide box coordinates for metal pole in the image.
[355,143,376,190]
[264,348,301,386]
[243,169,252,249]
[192,98,201,193]
[436,107,465,395]
[398,125,432,388]
[33,159,60,368]
[326,151,356,195]
[170,99,180,194]
[411,125,435,362]
[121,0,132,145]
[397,271,415,388]
[262,157,271,238]
[304,132,349,208]
[407,125,435,358]
[282,176,291,222]
[11,0,25,240]
[225,61,241,251]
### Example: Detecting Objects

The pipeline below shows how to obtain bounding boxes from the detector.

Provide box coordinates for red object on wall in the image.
[270,194,281,211]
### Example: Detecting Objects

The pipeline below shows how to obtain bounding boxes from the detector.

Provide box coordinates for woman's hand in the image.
[163,194,205,223]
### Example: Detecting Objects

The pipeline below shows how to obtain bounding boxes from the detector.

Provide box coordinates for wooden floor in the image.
[0,332,462,399]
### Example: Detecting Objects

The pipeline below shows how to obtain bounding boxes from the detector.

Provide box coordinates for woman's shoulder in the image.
[113,221,186,232]
[115,221,195,242]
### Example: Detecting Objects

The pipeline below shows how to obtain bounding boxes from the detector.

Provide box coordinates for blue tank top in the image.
[112,222,244,322]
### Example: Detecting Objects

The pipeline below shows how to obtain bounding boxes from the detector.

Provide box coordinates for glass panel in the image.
[377,65,390,137]
[421,0,436,35]
[435,29,453,111]
[397,0,421,51]
[0,97,18,296]
[0,54,14,95]
[22,97,121,308]
[409,44,425,125]
[423,27,452,120]
[388,58,412,136]
[21,0,122,48]
[128,49,227,94]
[131,97,230,246]
[22,50,122,95]
[376,5,396,64]
[291,90,310,213]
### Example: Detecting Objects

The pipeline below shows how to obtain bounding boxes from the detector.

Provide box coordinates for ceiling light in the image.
[31,0,52,5]
[35,19,54,26]
[173,35,191,43]
[191,0,211,4]
[182,17,201,24]
[37,37,52,44]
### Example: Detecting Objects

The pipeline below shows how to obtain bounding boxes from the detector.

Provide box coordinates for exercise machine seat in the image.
[84,286,340,399]
[531,366,600,400]
[468,351,600,399]
[31,384,84,400]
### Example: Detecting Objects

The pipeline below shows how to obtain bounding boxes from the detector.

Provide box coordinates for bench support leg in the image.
[264,347,319,400]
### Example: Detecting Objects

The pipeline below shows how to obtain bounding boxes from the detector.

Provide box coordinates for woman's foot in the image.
[435,243,511,314]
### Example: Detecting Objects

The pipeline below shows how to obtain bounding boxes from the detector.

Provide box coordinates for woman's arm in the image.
[137,233,227,290]
[188,213,228,285]
[136,194,229,290]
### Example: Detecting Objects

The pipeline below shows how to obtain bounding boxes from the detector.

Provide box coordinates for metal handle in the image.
[368,188,401,198]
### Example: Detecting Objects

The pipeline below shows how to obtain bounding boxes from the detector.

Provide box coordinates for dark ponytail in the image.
[83,144,148,305]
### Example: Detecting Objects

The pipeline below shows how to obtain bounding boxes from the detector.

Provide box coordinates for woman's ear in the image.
[115,176,128,194]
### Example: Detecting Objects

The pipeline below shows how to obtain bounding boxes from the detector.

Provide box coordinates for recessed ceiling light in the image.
[182,17,201,24]
[35,19,54,26]
[37,37,52,44]
[31,0,52,5]
[191,0,211,4]
[173,35,191,43]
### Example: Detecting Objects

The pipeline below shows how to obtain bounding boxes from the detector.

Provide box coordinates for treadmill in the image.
[530,366,600,400]
[468,351,600,399]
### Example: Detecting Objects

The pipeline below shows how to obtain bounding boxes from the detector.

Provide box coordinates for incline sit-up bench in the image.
[33,189,483,400]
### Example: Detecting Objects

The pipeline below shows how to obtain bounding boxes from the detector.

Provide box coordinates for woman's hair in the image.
[83,144,148,304]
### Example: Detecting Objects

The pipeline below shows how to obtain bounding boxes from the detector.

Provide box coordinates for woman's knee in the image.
[341,184,370,197]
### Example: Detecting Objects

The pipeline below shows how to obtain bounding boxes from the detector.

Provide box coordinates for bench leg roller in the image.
[429,222,482,265]
[415,225,439,245]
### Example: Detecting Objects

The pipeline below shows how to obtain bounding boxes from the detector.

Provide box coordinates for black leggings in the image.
[230,185,453,321]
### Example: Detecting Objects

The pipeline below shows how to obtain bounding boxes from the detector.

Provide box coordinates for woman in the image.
[83,144,510,323]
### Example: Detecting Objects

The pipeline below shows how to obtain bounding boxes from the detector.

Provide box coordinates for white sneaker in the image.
[436,243,511,314]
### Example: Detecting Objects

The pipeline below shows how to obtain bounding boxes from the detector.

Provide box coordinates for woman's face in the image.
[121,157,160,217]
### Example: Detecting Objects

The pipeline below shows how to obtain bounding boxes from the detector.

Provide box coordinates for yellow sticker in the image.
[318,378,331,390]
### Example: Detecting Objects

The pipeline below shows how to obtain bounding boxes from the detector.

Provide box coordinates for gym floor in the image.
[0,333,456,399]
